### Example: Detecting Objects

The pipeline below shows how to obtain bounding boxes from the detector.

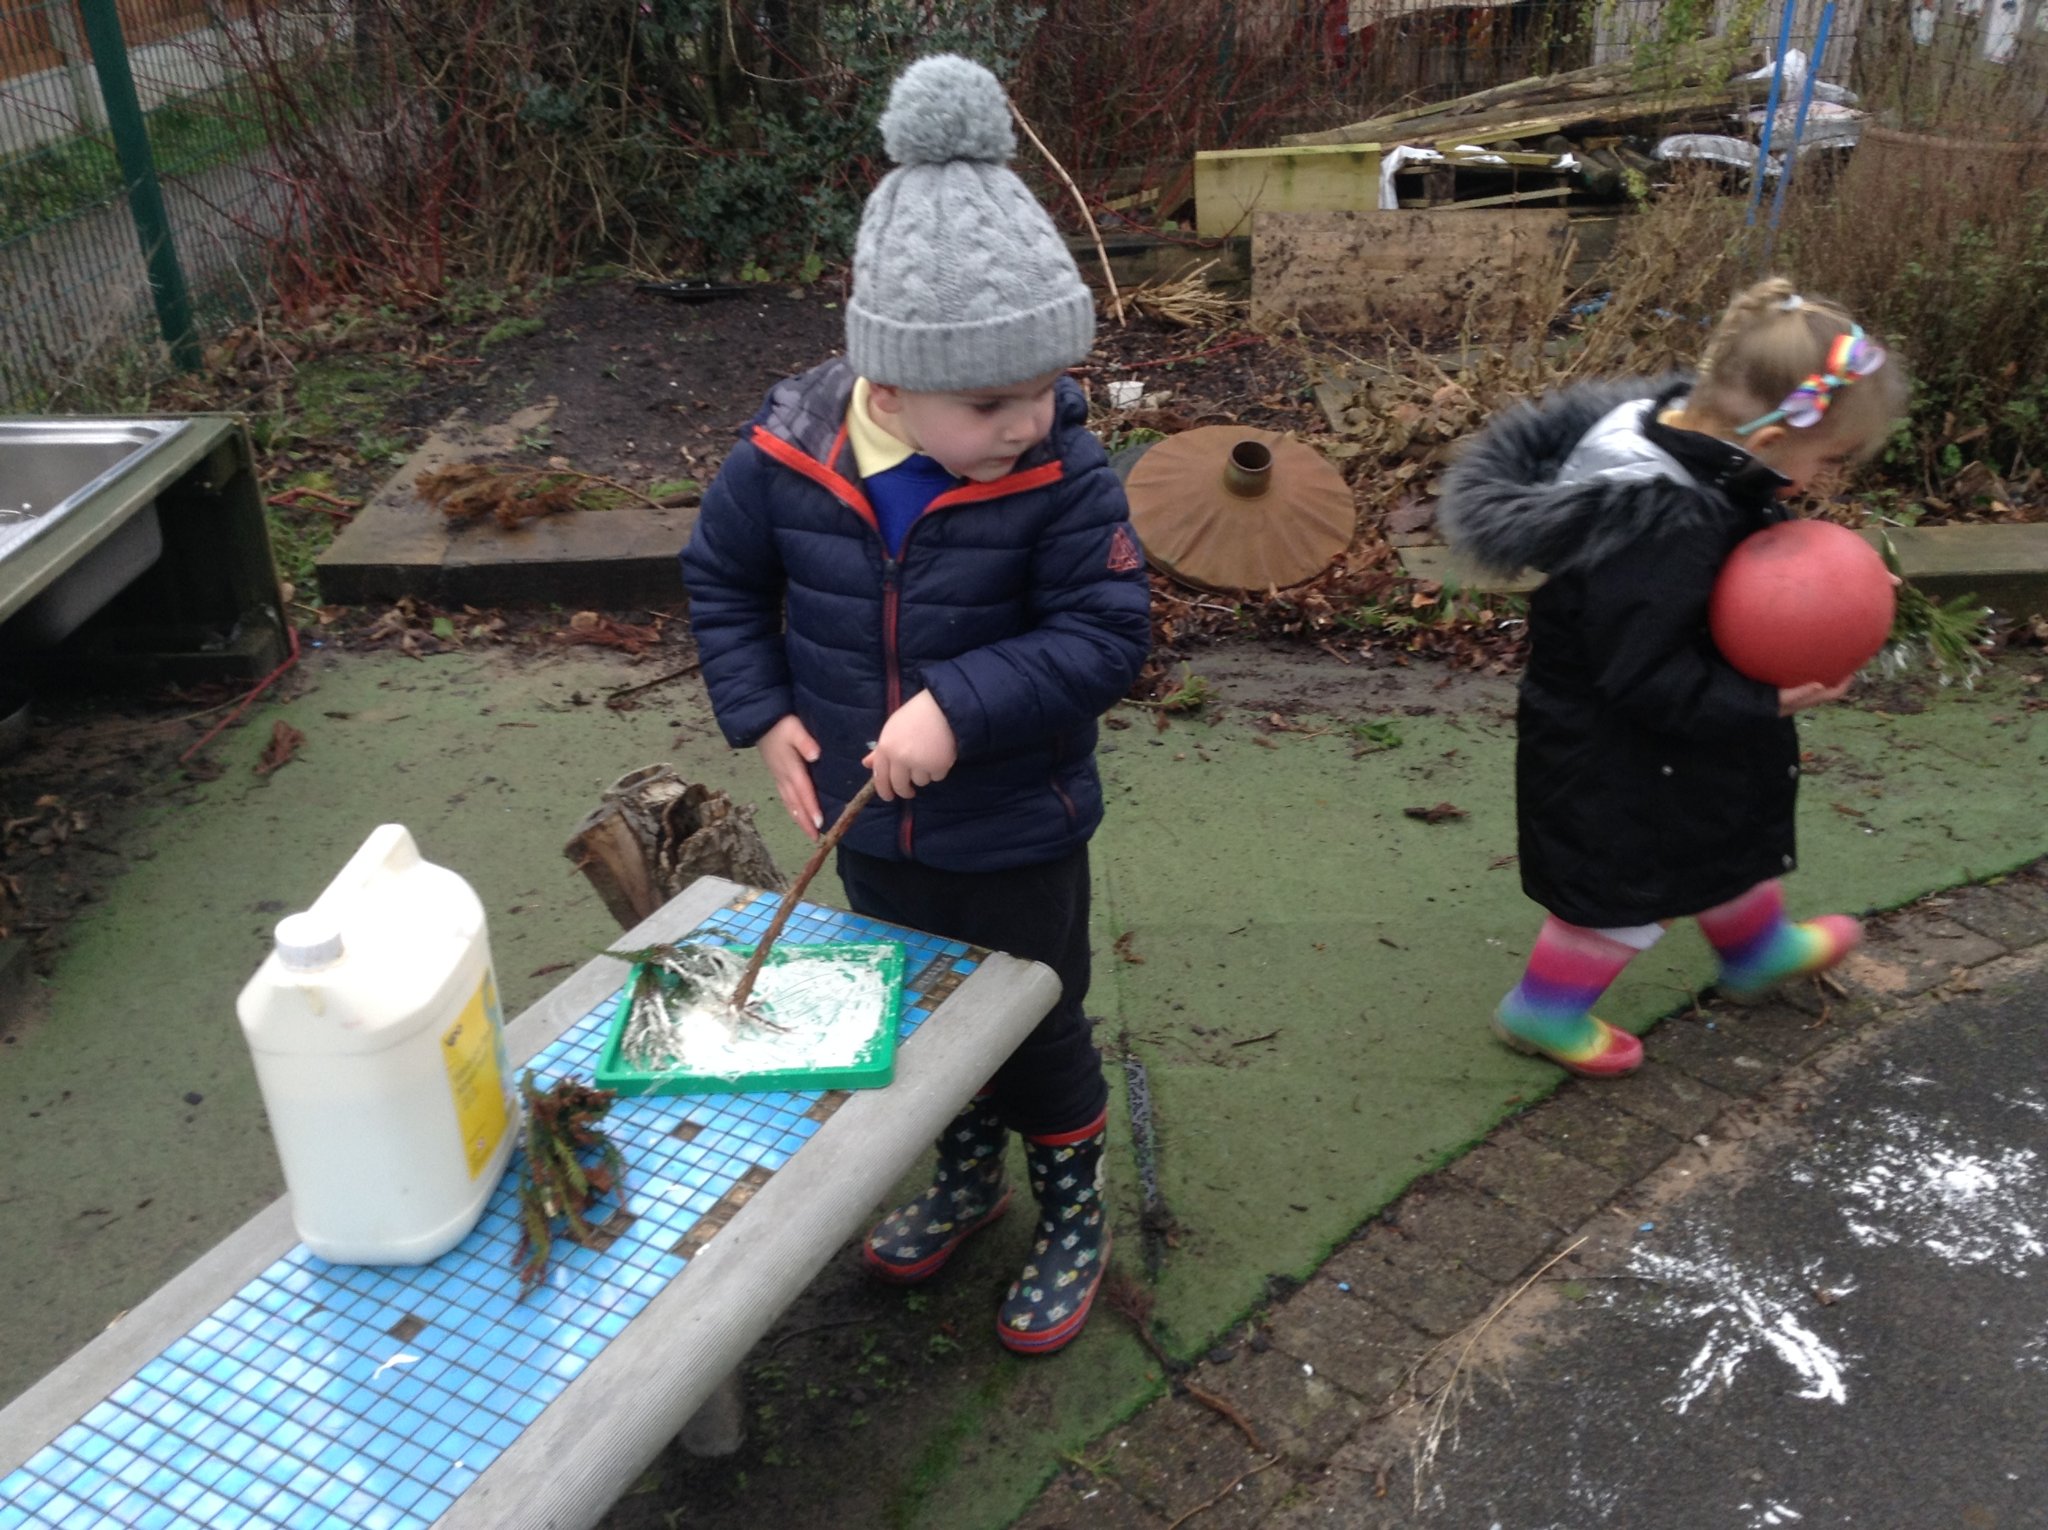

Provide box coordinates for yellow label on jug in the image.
[442,982,511,1179]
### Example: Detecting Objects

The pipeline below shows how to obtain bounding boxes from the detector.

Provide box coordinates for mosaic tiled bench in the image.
[0,875,1059,1530]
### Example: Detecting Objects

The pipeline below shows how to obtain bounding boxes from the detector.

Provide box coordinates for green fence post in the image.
[76,0,203,372]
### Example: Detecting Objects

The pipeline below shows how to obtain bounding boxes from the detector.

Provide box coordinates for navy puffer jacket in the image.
[681,357,1152,871]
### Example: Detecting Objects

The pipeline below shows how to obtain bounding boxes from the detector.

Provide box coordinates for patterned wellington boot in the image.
[1490,917,1647,1079]
[863,1095,1010,1283]
[1698,880,1863,1001]
[1717,914,1862,999]
[998,1115,1110,1355]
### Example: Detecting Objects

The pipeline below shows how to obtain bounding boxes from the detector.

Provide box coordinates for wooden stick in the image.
[546,467,668,511]
[728,779,880,1010]
[1011,101,1124,325]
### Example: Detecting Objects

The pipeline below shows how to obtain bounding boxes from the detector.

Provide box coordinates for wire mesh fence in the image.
[0,0,346,408]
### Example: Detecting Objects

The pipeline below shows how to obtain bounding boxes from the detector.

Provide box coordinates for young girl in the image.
[1439,278,1908,1077]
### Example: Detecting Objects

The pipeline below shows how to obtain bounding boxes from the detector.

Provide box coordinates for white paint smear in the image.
[1803,1106,2045,1273]
[2019,1331,2048,1373]
[1995,1085,2048,1118]
[630,953,891,1077]
[1740,1502,1803,1527]
[1624,1231,1854,1414]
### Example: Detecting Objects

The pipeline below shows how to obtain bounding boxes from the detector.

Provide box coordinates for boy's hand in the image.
[758,714,824,840]
[1778,676,1855,716]
[864,690,957,801]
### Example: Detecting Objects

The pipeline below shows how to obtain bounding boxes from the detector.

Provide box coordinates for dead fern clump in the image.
[1126,262,1244,330]
[417,464,584,527]
[415,463,675,527]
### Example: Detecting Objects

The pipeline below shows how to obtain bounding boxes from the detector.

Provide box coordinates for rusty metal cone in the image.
[1122,426,1354,592]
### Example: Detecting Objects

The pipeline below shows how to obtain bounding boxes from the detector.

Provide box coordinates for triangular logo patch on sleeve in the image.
[1106,525,1143,573]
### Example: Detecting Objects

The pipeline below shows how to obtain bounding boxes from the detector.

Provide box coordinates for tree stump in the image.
[563,765,785,928]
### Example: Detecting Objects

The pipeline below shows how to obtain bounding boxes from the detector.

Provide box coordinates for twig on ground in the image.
[1103,1270,1183,1372]
[1408,1235,1586,1508]
[541,467,667,511]
[1164,1456,1281,1529]
[603,661,700,708]
[1182,1381,1267,1454]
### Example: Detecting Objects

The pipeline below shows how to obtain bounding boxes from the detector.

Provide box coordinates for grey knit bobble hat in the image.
[846,55,1095,392]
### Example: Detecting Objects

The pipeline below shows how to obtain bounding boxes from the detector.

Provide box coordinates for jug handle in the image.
[310,824,422,915]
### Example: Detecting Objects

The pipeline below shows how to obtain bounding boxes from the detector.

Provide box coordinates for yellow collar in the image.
[848,378,917,477]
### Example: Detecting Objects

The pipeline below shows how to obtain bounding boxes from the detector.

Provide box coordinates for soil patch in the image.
[409,279,1324,488]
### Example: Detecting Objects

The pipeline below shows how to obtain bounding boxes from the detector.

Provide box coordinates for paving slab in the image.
[1179,1345,1372,1467]
[1009,1471,1168,1530]
[1511,1084,1687,1181]
[1835,909,2008,999]
[1380,1177,1562,1285]
[1599,1058,1740,1138]
[1445,1127,1627,1231]
[1265,1288,1431,1404]
[314,402,698,609]
[1931,879,2048,949]
[1315,1229,1500,1339]
[1647,1004,1827,1096]
[1093,1389,1293,1527]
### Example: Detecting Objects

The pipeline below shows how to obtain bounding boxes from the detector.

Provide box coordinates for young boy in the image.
[680,54,1150,1354]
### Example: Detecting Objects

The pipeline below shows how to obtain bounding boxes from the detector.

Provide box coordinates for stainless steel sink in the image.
[0,419,190,644]
[0,419,187,561]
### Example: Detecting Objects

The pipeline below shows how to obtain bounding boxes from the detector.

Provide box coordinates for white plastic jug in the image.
[236,824,518,1264]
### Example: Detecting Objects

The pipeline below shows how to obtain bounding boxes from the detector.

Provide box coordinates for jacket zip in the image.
[758,426,1066,860]
[881,552,911,855]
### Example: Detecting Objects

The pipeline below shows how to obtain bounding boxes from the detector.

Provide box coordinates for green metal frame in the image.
[74,0,202,373]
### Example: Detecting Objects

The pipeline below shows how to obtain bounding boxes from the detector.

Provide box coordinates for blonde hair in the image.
[1695,277,1909,462]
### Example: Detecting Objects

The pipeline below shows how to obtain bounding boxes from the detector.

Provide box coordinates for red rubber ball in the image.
[1709,520,1896,688]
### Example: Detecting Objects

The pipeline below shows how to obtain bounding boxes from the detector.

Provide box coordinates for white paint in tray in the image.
[627,951,891,1077]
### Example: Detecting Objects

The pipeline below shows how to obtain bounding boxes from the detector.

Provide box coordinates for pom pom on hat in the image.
[880,54,1017,167]
[848,54,1093,392]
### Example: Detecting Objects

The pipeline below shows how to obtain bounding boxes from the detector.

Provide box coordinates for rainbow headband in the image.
[1735,323,1888,435]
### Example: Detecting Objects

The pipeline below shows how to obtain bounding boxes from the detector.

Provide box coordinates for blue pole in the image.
[1747,1,1798,226]
[1763,0,1835,266]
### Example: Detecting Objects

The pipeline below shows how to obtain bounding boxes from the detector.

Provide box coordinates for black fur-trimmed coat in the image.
[1439,377,1801,927]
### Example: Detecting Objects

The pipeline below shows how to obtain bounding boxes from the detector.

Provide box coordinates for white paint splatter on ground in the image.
[2019,1332,2048,1373]
[1994,1084,2048,1118]
[1794,1108,2045,1273]
[1739,1501,1804,1527]
[1622,1230,1855,1414]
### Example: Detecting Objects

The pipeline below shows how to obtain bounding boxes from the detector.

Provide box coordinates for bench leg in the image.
[677,1371,746,1457]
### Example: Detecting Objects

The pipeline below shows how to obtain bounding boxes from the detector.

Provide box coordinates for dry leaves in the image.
[558,611,661,655]
[417,463,585,527]
[1403,801,1467,824]
[2,795,90,857]
[254,722,306,776]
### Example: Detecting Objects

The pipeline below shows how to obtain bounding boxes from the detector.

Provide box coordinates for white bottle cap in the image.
[274,911,344,971]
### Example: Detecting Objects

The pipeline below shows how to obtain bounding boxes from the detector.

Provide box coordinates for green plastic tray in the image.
[595,940,905,1097]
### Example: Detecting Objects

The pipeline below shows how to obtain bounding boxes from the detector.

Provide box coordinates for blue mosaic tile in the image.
[0,896,969,1528]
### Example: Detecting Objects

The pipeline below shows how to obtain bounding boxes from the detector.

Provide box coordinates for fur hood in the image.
[1438,374,1783,578]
